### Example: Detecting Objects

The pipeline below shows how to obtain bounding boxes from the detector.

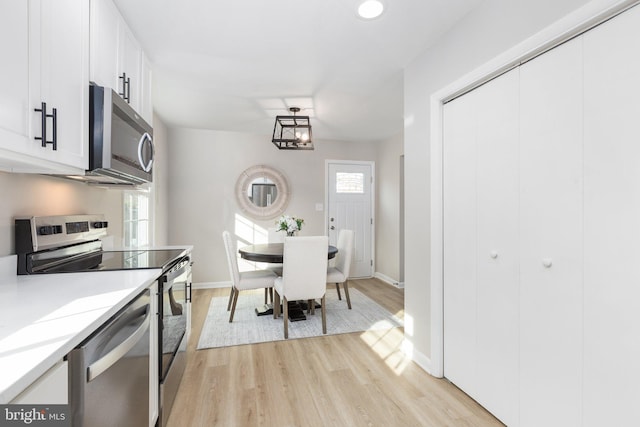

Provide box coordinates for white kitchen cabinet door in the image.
[0,0,87,173]
[582,5,640,426]
[519,36,584,427]
[443,87,479,400]
[474,68,520,427]
[140,53,154,125]
[90,0,146,113]
[89,0,120,90]
[29,0,89,170]
[0,1,31,156]
[120,22,143,111]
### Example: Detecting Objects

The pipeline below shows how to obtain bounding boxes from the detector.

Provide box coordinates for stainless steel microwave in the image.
[86,85,154,185]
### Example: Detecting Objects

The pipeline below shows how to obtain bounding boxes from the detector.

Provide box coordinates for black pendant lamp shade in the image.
[271,107,313,150]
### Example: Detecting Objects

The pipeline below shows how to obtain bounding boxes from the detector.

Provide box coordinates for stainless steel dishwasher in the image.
[68,288,151,427]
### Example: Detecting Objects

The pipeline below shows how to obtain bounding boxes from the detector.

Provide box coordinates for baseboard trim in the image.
[402,342,435,377]
[374,272,403,288]
[193,281,231,289]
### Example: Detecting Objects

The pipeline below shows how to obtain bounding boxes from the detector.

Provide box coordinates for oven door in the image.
[158,257,191,427]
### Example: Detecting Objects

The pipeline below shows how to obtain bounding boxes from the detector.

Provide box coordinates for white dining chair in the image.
[265,227,284,278]
[273,236,329,339]
[222,231,277,322]
[327,229,355,309]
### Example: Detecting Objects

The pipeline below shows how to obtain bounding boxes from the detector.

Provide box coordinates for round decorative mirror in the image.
[235,165,290,219]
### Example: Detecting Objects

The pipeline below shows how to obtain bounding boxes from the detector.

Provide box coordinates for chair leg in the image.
[264,287,268,304]
[273,291,280,319]
[335,283,342,300]
[229,288,240,322]
[283,297,289,339]
[343,280,352,310]
[310,299,315,315]
[321,295,327,334]
[269,287,274,303]
[227,287,236,311]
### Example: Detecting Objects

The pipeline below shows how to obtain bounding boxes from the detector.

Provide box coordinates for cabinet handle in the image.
[34,102,57,150]
[51,107,57,151]
[542,258,553,268]
[490,251,498,259]
[34,102,47,147]
[119,72,130,103]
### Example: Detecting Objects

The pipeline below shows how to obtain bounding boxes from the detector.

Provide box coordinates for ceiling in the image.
[113,0,481,142]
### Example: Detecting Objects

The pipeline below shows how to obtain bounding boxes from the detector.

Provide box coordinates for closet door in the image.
[582,5,640,426]
[443,68,520,426]
[519,37,584,427]
[475,68,520,427]
[443,88,479,399]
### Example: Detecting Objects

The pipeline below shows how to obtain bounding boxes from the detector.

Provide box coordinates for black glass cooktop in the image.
[36,249,186,273]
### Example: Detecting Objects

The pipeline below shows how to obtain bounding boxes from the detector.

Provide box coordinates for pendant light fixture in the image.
[271,107,314,150]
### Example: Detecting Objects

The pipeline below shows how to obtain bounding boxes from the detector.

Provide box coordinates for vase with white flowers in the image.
[276,215,304,236]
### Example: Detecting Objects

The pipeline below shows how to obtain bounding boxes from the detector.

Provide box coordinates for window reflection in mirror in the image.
[248,177,278,207]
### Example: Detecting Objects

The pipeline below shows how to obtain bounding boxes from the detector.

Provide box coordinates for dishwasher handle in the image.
[87,307,151,382]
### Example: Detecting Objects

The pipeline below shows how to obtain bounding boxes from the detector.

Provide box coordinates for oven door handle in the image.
[87,307,151,382]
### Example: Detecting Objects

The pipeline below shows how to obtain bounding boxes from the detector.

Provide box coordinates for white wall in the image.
[403,0,592,363]
[0,172,124,256]
[166,127,387,284]
[152,113,169,246]
[376,132,403,283]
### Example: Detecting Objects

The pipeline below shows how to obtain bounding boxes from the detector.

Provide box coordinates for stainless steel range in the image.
[15,214,192,427]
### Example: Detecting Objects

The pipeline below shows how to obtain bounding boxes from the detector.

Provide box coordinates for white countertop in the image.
[0,255,165,403]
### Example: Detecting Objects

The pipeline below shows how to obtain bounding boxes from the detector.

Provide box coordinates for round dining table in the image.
[238,243,338,263]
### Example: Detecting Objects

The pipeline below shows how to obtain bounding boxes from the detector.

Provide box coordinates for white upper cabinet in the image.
[0,1,30,160]
[0,0,89,173]
[90,0,152,123]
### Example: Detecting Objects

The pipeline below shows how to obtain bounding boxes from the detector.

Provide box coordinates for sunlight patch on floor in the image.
[360,324,410,375]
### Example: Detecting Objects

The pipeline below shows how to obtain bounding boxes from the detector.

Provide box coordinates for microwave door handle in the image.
[137,132,154,173]
[86,307,151,382]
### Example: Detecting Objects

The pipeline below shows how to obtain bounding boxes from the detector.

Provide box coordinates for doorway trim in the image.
[428,0,639,378]
[325,159,376,278]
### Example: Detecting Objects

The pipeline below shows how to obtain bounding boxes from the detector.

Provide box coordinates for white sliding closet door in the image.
[443,68,519,426]
[582,6,640,426]
[519,37,584,427]
[475,69,519,427]
[443,88,479,400]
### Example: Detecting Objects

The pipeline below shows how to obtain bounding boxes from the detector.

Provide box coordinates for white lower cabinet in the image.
[443,4,640,427]
[11,361,68,405]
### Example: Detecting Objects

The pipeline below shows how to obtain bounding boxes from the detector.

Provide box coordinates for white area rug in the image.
[197,288,403,349]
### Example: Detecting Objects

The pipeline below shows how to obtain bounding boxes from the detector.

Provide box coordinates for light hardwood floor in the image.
[166,278,504,427]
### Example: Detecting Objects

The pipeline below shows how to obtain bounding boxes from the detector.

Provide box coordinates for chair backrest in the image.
[335,229,355,278]
[222,230,240,286]
[281,236,329,301]
[268,227,284,243]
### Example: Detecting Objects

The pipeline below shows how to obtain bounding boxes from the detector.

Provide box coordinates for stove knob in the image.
[92,221,109,229]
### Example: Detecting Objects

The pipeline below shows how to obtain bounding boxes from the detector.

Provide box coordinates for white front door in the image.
[327,161,374,278]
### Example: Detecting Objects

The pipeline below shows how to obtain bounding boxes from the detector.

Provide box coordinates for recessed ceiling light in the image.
[358,0,384,19]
